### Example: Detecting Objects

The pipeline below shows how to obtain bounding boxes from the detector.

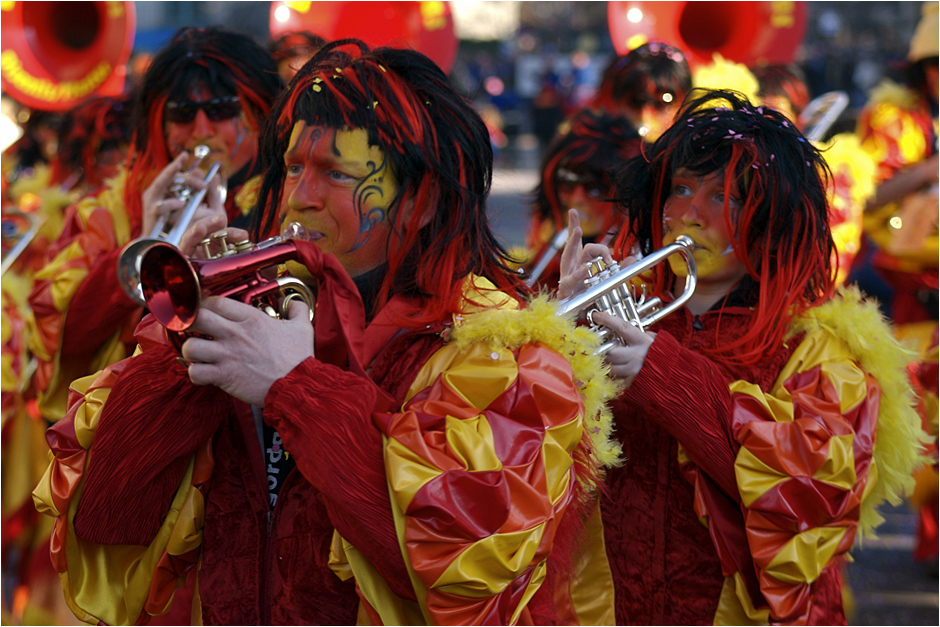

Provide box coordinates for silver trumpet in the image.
[118,146,221,306]
[1,209,42,275]
[555,235,697,354]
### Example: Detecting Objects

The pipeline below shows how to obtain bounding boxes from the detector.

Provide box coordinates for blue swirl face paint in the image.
[280,123,400,279]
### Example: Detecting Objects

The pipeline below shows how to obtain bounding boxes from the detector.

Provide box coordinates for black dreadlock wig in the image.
[752,64,811,118]
[53,94,134,189]
[593,42,692,115]
[252,39,524,326]
[615,88,836,366]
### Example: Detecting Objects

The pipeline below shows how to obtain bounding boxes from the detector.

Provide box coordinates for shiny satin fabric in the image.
[711,327,875,622]
[26,174,136,422]
[340,295,621,626]
[32,355,209,625]
[378,340,583,625]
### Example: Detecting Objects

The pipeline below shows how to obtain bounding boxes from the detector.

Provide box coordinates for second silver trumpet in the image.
[118,145,222,306]
[556,235,697,354]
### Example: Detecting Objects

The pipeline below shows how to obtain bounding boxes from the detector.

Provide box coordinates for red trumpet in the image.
[139,225,316,347]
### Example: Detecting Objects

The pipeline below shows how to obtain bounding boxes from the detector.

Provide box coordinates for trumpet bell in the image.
[139,242,201,331]
[138,225,316,342]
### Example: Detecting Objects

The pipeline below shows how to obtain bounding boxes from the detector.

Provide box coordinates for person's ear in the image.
[399,196,433,230]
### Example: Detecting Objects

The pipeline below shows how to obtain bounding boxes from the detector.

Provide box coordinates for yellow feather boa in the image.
[448,294,624,470]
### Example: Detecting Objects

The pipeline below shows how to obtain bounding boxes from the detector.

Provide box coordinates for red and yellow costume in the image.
[32,242,621,625]
[26,170,259,423]
[856,80,938,333]
[817,134,876,286]
[601,286,924,625]
[2,160,83,626]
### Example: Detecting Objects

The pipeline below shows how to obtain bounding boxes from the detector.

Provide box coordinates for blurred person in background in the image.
[2,94,135,625]
[752,63,812,123]
[855,0,939,574]
[26,26,282,427]
[50,95,135,196]
[521,108,641,290]
[855,0,938,342]
[591,41,692,141]
[269,30,327,83]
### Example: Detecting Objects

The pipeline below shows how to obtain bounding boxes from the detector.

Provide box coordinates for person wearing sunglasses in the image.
[522,108,642,290]
[27,27,283,428]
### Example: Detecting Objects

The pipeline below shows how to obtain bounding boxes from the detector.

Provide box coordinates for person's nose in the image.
[287,174,322,213]
[191,108,215,140]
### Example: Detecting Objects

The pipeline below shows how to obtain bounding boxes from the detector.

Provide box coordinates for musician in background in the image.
[559,89,924,624]
[33,40,620,625]
[26,27,283,424]
[522,108,641,290]
[591,40,692,141]
[854,0,939,574]
[0,93,134,626]
[269,30,327,83]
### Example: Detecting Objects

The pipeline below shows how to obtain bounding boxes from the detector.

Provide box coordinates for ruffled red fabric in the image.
[73,344,231,545]
[601,307,799,625]
[265,356,415,600]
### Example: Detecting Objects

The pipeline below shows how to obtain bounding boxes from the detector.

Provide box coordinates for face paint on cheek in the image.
[350,158,393,251]
[231,119,246,158]
[333,129,399,252]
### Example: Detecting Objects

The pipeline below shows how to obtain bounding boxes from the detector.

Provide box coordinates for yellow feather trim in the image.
[788,285,930,539]
[448,294,624,471]
[693,54,760,104]
[234,174,263,216]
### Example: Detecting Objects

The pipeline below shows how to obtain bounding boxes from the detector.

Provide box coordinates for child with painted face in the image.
[37,40,620,625]
[559,89,924,624]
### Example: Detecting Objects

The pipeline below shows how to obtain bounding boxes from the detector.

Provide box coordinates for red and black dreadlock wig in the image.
[529,108,642,248]
[592,42,692,117]
[124,27,283,234]
[51,94,134,190]
[614,89,836,367]
[251,39,525,327]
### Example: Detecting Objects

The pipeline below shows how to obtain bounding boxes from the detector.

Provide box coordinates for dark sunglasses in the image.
[556,168,606,199]
[164,96,242,124]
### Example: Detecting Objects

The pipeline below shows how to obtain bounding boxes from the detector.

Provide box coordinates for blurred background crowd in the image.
[1,1,937,625]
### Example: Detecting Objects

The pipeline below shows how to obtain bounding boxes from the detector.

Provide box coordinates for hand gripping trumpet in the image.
[138,222,316,350]
[118,145,219,306]
[555,235,697,354]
